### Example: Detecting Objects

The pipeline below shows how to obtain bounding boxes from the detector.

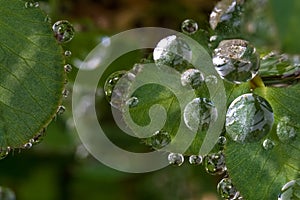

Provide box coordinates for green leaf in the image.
[0,0,65,149]
[225,85,300,199]
[269,0,300,53]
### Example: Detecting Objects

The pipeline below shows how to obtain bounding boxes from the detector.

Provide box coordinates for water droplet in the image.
[25,1,39,8]
[104,71,127,103]
[213,39,260,84]
[62,89,69,98]
[181,69,204,88]
[168,153,184,166]
[181,19,198,35]
[52,20,75,43]
[205,75,218,85]
[226,93,274,143]
[144,130,171,150]
[23,142,32,149]
[262,139,275,150]
[0,186,16,200]
[189,155,203,165]
[276,116,296,143]
[218,136,227,147]
[184,98,218,132]
[64,64,72,73]
[153,35,192,72]
[217,178,240,200]
[0,147,10,160]
[30,129,46,144]
[278,179,300,200]
[64,50,72,57]
[57,105,66,115]
[204,152,226,175]
[126,97,139,108]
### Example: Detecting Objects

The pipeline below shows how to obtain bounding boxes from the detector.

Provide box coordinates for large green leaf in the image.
[225,85,300,199]
[0,0,65,149]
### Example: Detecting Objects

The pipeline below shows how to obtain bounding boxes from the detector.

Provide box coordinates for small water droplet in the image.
[189,155,203,165]
[217,178,240,200]
[57,105,66,115]
[181,69,204,88]
[278,179,300,200]
[184,98,218,132]
[0,147,10,160]
[126,97,139,108]
[23,142,32,149]
[153,35,192,72]
[52,20,75,43]
[204,152,226,175]
[0,186,16,200]
[213,39,260,84]
[218,136,227,147]
[205,75,218,85]
[226,93,274,143]
[104,71,127,103]
[168,153,184,166]
[64,64,72,73]
[276,116,296,143]
[25,1,39,8]
[64,50,72,57]
[62,89,69,98]
[144,130,171,150]
[181,19,198,35]
[262,139,275,150]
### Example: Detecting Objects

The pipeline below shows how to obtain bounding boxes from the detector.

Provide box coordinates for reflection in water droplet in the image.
[64,50,72,57]
[168,153,184,166]
[25,1,39,8]
[189,155,203,165]
[181,69,204,88]
[204,152,226,175]
[145,130,171,150]
[64,64,72,73]
[278,179,300,200]
[262,139,275,150]
[0,186,16,200]
[52,20,75,43]
[213,39,260,84]
[184,98,218,132]
[276,116,296,143]
[217,178,240,200]
[57,105,66,115]
[104,71,127,103]
[226,93,274,143]
[181,19,198,35]
[153,35,192,72]
[126,97,139,108]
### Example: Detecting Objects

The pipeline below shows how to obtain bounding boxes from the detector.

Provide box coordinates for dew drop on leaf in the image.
[276,116,297,143]
[183,98,218,132]
[262,138,275,150]
[278,179,300,200]
[104,71,127,103]
[204,152,226,175]
[0,186,16,200]
[144,130,171,150]
[188,155,203,165]
[217,178,240,200]
[64,64,72,73]
[57,105,66,115]
[181,19,198,35]
[62,89,69,98]
[153,35,192,72]
[0,147,10,160]
[52,20,75,43]
[181,68,204,88]
[226,93,274,143]
[218,136,227,147]
[64,50,72,57]
[212,39,260,84]
[25,1,39,8]
[23,142,32,149]
[126,97,139,108]
[168,153,184,166]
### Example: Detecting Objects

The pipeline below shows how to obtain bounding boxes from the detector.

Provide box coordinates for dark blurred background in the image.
[0,0,223,199]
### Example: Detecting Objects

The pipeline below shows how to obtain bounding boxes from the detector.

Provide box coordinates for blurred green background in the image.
[0,0,224,199]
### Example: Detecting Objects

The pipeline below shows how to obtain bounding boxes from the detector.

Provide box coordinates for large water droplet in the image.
[181,19,198,35]
[217,178,240,200]
[213,39,260,84]
[104,71,127,103]
[278,179,300,200]
[168,153,184,166]
[262,139,275,150]
[204,152,226,175]
[52,20,75,43]
[0,186,16,200]
[226,93,274,143]
[126,97,139,108]
[189,155,203,165]
[184,98,218,132]
[153,35,192,72]
[276,116,296,143]
[25,1,39,8]
[181,69,204,88]
[144,130,171,150]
